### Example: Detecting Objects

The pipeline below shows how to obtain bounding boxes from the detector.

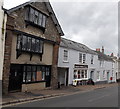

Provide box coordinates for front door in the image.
[107,72,109,83]
[8,64,23,92]
[90,71,94,80]
[45,67,51,87]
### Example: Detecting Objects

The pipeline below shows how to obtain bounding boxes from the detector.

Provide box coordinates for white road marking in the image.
[88,94,111,102]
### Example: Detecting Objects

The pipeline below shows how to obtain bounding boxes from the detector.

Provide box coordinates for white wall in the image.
[58,46,116,85]
[0,0,7,80]
[58,47,98,84]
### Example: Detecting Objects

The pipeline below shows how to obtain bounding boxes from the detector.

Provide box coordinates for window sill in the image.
[63,61,69,63]
[22,80,46,84]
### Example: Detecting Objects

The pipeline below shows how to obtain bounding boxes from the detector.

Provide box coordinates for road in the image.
[3,85,119,108]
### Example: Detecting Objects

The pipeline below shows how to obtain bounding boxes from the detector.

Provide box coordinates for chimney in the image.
[102,46,104,54]
[96,48,100,52]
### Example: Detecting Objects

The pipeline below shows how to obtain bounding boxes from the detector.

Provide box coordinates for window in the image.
[22,35,27,50]
[78,70,80,79]
[73,70,87,79]
[79,53,82,63]
[97,71,100,80]
[17,34,43,54]
[103,70,105,79]
[81,70,84,78]
[26,7,47,28]
[83,54,86,63]
[63,50,68,61]
[100,61,102,67]
[23,65,50,83]
[74,70,77,79]
[91,55,94,64]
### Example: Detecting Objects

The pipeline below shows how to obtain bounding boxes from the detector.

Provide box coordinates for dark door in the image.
[8,64,23,92]
[45,67,51,87]
[66,68,69,86]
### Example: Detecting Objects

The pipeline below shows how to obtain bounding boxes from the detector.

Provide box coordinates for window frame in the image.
[25,7,47,29]
[63,50,68,62]
[22,65,51,84]
[16,34,44,54]
[83,54,86,63]
[91,55,94,64]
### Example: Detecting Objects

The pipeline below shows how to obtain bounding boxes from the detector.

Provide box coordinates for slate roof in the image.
[95,51,114,62]
[6,0,64,36]
[60,38,97,55]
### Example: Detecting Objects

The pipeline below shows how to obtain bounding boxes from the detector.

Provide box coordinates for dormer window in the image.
[25,7,47,29]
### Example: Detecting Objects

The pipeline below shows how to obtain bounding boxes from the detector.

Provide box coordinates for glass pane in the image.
[39,40,43,53]
[38,13,42,26]
[26,72,31,82]
[35,39,40,52]
[17,35,22,49]
[32,66,36,72]
[22,35,27,50]
[29,7,35,22]
[31,38,36,52]
[27,66,31,72]
[23,72,26,82]
[34,10,39,24]
[42,15,46,28]
[32,72,36,81]
[27,37,31,51]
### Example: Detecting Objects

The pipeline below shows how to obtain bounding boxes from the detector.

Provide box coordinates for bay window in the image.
[17,34,43,54]
[25,7,47,29]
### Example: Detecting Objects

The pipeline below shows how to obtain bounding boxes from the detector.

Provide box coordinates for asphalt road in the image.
[4,85,119,108]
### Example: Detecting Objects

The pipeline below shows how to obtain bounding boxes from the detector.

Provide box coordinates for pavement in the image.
[1,82,118,107]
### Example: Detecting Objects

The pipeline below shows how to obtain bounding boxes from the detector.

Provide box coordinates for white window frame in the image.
[63,49,68,62]
[91,55,94,64]
[83,54,86,63]
[97,71,100,81]
[79,53,82,63]
[103,70,105,79]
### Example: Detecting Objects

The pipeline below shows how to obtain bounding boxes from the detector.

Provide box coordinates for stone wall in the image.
[2,16,14,94]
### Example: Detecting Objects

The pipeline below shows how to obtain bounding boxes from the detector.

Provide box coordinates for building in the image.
[58,38,98,86]
[2,1,64,94]
[95,49,116,84]
[0,0,7,82]
[58,38,116,86]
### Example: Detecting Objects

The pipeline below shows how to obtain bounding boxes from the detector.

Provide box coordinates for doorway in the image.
[8,64,23,92]
[107,72,109,83]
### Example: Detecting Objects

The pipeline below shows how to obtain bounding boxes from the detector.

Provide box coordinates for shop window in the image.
[22,65,51,83]
[74,70,77,79]
[85,70,87,78]
[81,70,84,78]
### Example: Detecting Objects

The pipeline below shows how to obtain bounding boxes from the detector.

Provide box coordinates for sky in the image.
[3,0,119,56]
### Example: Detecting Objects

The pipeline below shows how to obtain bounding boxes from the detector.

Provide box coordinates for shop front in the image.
[73,64,88,85]
[8,64,51,92]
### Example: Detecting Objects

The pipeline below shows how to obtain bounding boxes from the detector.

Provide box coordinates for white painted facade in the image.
[0,0,7,80]
[58,38,116,85]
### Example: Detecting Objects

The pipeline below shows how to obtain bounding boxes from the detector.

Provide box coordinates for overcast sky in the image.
[3,0,118,56]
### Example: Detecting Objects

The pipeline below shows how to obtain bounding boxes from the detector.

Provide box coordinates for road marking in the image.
[88,94,111,102]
